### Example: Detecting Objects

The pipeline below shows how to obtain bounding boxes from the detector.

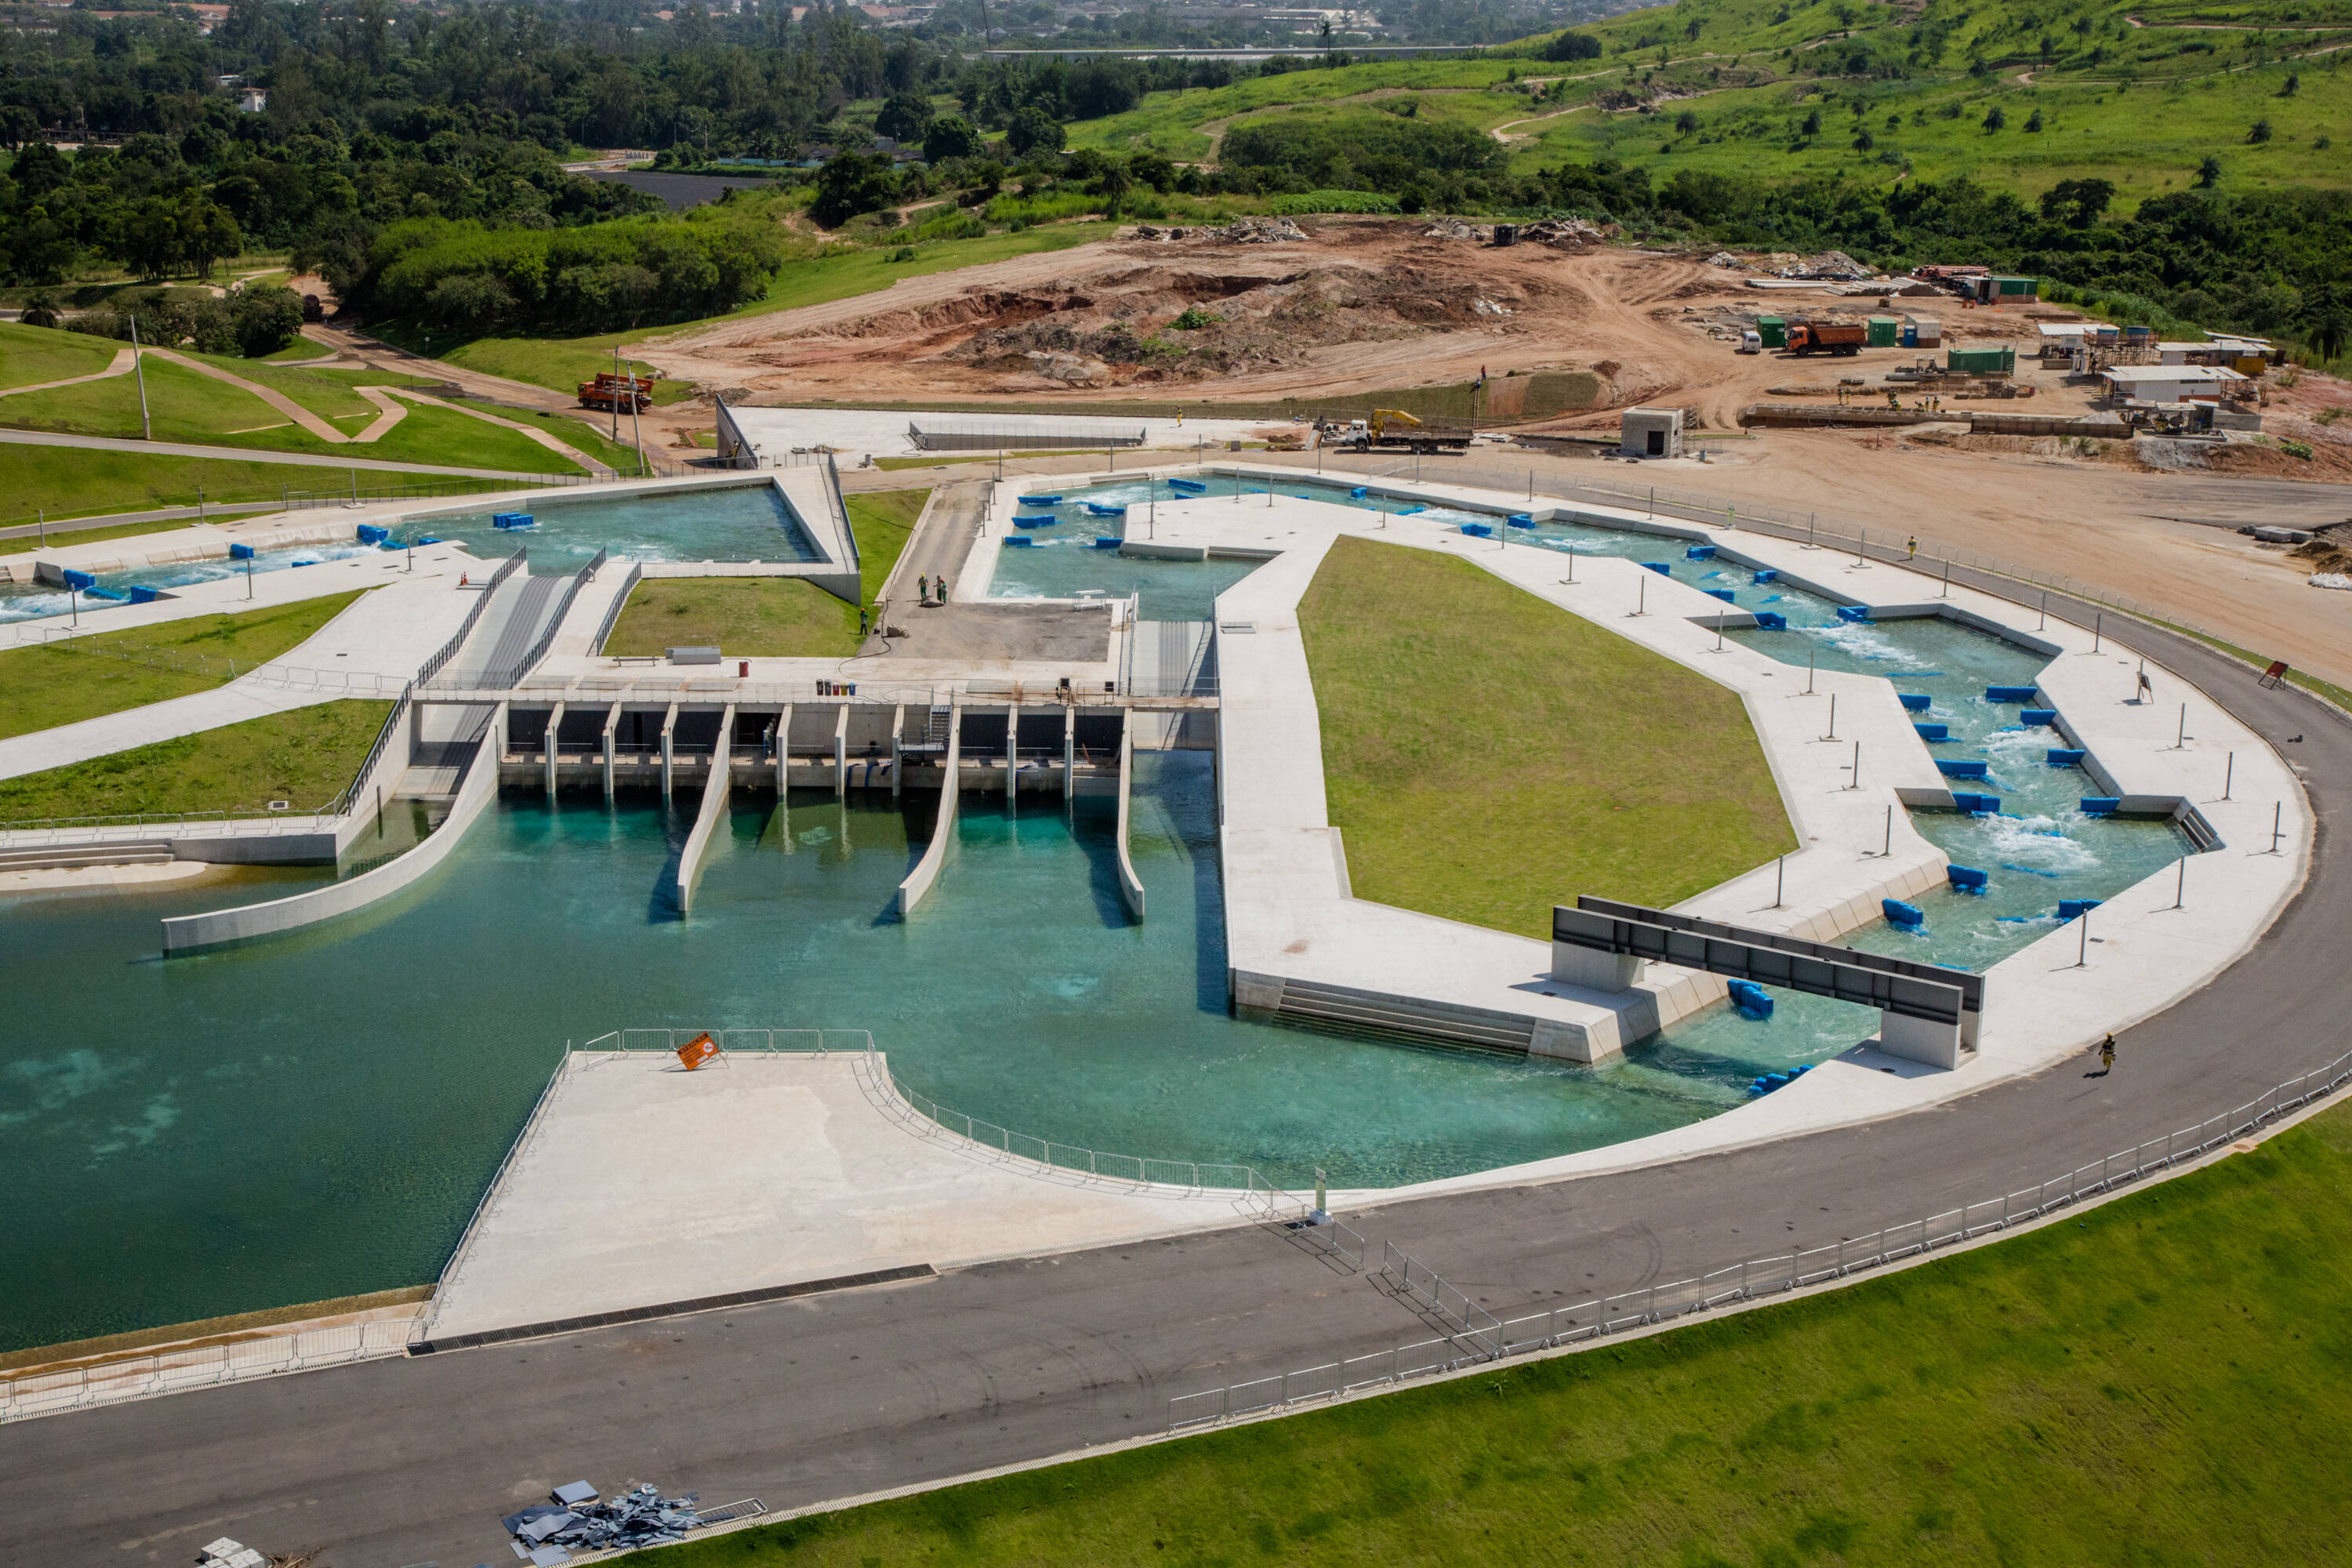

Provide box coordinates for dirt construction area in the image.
[632,216,2350,688]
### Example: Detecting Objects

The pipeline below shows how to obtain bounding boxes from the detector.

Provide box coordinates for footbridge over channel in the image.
[1553,896,1984,1069]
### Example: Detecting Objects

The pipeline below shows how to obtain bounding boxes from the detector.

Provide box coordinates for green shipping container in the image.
[1994,276,2038,297]
[1757,315,1787,348]
[1867,315,1900,347]
[1947,346,2017,375]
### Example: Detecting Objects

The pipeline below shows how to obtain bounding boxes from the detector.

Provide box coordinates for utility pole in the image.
[129,314,151,440]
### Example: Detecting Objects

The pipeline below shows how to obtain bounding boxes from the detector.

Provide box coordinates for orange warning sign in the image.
[676,1032,720,1071]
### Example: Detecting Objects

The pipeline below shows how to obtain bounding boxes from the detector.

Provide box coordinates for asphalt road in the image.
[6,581,2347,1568]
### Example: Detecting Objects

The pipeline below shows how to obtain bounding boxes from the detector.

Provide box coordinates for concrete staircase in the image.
[0,842,176,872]
[1240,975,1541,1055]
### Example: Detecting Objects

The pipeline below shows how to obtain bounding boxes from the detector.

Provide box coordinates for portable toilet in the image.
[1757,315,1788,349]
[1867,315,1900,348]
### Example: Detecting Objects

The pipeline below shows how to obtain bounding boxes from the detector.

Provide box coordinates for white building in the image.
[2099,365,2250,404]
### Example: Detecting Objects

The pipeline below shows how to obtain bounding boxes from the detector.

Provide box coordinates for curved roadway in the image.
[5,584,2347,1568]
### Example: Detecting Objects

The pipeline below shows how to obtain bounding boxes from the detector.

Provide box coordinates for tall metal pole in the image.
[629,361,644,474]
[611,344,622,442]
[129,315,151,440]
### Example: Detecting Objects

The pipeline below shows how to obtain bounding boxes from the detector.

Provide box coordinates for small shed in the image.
[1904,316,1944,347]
[1621,408,1685,459]
[1867,315,1901,347]
[1755,315,1788,349]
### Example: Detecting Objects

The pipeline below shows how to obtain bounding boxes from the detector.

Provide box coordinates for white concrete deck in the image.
[721,405,1276,462]
[423,1050,1279,1339]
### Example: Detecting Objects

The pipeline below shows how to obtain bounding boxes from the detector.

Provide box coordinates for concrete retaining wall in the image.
[1114,720,1145,920]
[674,706,735,914]
[159,709,503,955]
[895,702,959,916]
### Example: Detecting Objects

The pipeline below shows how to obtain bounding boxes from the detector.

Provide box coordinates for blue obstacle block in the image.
[1168,478,1207,495]
[1459,522,1493,537]
[1395,505,1425,516]
[1752,568,1779,585]
[61,568,96,590]
[126,586,162,604]
[1642,561,1671,575]
[1013,514,1057,528]
[2078,797,2120,815]
[1949,791,2002,814]
[2045,748,2085,768]
[1947,863,1989,892]
[1914,722,1951,742]
[1348,485,1368,499]
[1727,979,1773,1019]
[1706,588,1736,603]
[1836,604,1872,623]
[1898,693,1932,711]
[2019,708,2058,727]
[1685,544,1717,561]
[2057,898,2103,920]
[1002,535,1036,548]
[1936,759,1990,778]
[1083,502,1127,517]
[1883,898,1925,927]
[1017,493,1062,505]
[1091,536,1122,549]
[1508,512,1534,527]
[1985,684,2039,702]
[228,543,256,560]
[357,524,390,545]
[1751,611,1788,630]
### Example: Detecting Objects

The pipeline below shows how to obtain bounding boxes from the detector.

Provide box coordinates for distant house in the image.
[239,87,267,114]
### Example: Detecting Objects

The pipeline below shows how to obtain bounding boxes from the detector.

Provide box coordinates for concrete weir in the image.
[674,702,735,914]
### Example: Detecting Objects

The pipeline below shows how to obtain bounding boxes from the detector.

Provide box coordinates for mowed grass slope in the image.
[0,320,121,389]
[631,1100,2352,1566]
[0,699,393,819]
[0,590,366,740]
[0,445,528,526]
[1298,536,1791,935]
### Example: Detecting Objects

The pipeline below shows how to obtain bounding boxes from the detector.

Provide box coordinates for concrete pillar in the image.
[833,702,849,797]
[1878,1009,1962,1070]
[659,701,678,801]
[543,700,565,797]
[1007,700,1020,800]
[1550,944,1642,993]
[890,703,904,798]
[601,705,618,802]
[775,702,792,794]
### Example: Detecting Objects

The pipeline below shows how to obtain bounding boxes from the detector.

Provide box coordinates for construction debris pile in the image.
[1214,215,1308,244]
[196,1541,270,1568]
[503,1481,707,1563]
[1516,216,1621,249]
[1773,249,1870,280]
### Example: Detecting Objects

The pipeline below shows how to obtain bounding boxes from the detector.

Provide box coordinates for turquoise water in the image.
[0,543,379,624]
[397,483,822,575]
[0,759,1847,1352]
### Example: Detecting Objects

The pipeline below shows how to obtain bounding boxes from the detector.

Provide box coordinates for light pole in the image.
[129,314,151,440]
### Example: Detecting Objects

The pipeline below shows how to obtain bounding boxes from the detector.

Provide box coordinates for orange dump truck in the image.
[1785,321,1867,357]
[578,371,655,413]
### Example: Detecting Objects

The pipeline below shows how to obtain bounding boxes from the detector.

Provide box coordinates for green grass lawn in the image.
[498,404,654,471]
[630,1098,2352,1566]
[600,488,924,655]
[1,514,265,550]
[1299,536,1791,935]
[0,321,120,390]
[0,698,393,821]
[0,446,538,529]
[0,590,366,741]
[0,358,583,474]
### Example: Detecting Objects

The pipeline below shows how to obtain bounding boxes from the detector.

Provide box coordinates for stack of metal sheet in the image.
[501,1481,704,1562]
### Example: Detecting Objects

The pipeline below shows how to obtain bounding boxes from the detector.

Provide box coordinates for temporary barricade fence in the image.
[1167,1038,2352,1431]
[1,1317,417,1425]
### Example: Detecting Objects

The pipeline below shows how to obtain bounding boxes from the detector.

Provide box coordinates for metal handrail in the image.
[477,549,605,691]
[1169,1035,2352,1430]
[587,560,644,657]
[329,682,413,817]
[417,546,525,687]
[822,452,861,579]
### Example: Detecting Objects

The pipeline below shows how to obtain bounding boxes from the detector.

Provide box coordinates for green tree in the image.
[1983,105,2006,132]
[811,152,901,226]
[2249,119,2274,143]
[874,91,934,143]
[2196,154,2224,187]
[230,281,305,357]
[923,115,982,162]
[1005,105,1065,156]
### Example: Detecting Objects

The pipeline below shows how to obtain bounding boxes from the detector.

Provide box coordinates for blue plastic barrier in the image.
[1883,898,1925,927]
[1002,535,1036,548]
[82,585,128,601]
[228,543,256,560]
[1685,544,1717,561]
[1947,864,1989,892]
[1396,505,1425,516]
[414,536,444,546]
[1748,1063,1813,1097]
[1727,979,1773,1019]
[1752,568,1779,585]
[1508,512,1534,527]
[2078,797,2120,815]
[1706,588,1736,603]
[1013,514,1057,528]
[491,511,535,529]
[1751,612,1788,630]
[1459,522,1493,538]
[1836,604,1871,623]
[1642,561,1671,575]
[2045,748,2085,768]
[1914,722,1951,741]
[2018,708,2058,727]
[1985,684,2038,702]
[1348,486,1368,499]
[61,568,97,590]
[1083,502,1126,517]
[127,586,161,604]
[1168,479,1207,495]
[1898,693,1932,712]
[357,524,390,545]
[2058,898,2103,920]
[291,559,317,567]
[1950,791,2001,814]
[1936,759,1990,778]
[1018,493,1062,505]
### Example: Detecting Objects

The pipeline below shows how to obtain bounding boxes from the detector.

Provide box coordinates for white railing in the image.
[1,1317,416,1425]
[1168,1038,2352,1430]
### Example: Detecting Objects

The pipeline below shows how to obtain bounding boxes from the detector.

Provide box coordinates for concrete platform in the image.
[422,1050,1285,1341]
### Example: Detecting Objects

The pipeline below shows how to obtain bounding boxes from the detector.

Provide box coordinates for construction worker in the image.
[918,573,930,602]
[2098,1034,2116,1075]
[1907,535,1918,559]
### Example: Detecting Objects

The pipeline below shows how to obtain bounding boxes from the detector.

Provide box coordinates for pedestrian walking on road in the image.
[917,573,930,603]
[2098,1034,2116,1076]
[1907,535,1918,559]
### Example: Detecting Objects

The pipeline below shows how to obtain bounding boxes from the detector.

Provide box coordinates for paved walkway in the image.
[0,347,134,399]
[0,427,572,481]
[353,386,408,441]
[390,387,615,478]
[146,349,350,445]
